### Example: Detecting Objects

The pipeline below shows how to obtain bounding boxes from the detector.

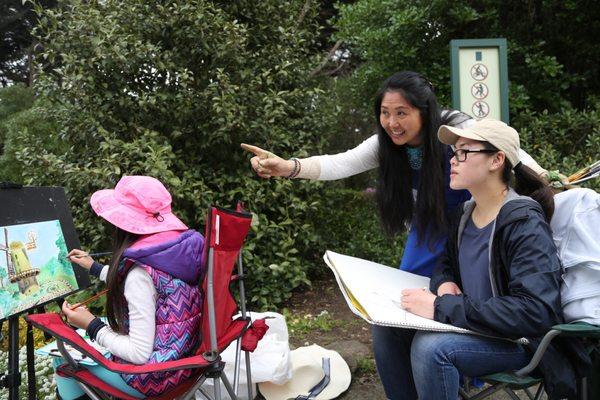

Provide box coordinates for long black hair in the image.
[482,143,555,222]
[106,227,140,333]
[375,71,469,246]
[513,164,555,221]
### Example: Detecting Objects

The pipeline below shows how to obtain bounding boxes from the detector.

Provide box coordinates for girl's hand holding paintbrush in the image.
[61,289,108,329]
[66,249,111,270]
[61,300,95,330]
[67,249,95,269]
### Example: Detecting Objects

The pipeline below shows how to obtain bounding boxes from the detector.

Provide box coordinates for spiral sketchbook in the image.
[325,250,509,339]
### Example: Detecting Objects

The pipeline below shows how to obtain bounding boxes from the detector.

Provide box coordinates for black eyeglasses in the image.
[451,148,497,162]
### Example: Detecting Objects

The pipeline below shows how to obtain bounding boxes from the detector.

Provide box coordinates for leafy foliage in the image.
[334,0,600,112]
[0,0,58,87]
[329,0,600,156]
[514,102,600,192]
[0,85,35,121]
[315,188,407,269]
[1,0,598,312]
[0,345,56,400]
[0,98,63,182]
[1,0,336,309]
[0,84,36,150]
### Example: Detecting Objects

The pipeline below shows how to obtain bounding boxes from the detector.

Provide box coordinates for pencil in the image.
[69,289,109,310]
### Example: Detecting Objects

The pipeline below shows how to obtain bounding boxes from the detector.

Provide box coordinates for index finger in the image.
[68,249,86,257]
[241,143,272,159]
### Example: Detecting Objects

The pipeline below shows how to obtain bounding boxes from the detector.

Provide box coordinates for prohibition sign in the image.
[471,82,489,99]
[470,63,488,81]
[472,101,490,118]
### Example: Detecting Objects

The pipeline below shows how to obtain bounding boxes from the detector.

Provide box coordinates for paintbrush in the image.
[69,289,108,311]
[67,251,112,259]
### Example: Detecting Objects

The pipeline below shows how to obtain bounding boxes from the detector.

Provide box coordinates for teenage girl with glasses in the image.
[395,119,587,400]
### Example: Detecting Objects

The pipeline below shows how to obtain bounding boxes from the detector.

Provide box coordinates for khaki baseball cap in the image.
[438,119,521,167]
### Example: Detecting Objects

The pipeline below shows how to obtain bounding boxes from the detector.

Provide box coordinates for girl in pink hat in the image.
[55,175,205,399]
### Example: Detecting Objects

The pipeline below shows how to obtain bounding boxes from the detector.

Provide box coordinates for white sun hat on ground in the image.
[258,344,351,400]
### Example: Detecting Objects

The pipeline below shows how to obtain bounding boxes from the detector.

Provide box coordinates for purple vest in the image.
[117,264,203,396]
[114,230,205,396]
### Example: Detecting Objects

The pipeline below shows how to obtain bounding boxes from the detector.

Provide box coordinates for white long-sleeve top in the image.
[95,265,157,364]
[296,117,546,180]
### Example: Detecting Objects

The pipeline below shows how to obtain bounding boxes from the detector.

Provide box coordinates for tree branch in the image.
[309,39,343,78]
[321,61,348,77]
[297,0,312,27]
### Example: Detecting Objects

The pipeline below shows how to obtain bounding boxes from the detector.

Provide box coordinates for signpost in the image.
[450,38,509,123]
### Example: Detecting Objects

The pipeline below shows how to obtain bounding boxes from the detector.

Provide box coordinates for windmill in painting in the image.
[0,220,79,320]
[0,227,41,295]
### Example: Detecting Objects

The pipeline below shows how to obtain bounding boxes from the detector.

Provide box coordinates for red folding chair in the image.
[26,204,269,400]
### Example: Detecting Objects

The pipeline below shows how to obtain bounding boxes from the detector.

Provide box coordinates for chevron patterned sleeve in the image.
[95,267,158,364]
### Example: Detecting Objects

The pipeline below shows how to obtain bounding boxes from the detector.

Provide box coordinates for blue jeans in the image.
[372,326,530,400]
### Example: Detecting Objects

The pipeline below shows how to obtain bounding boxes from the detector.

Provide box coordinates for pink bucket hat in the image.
[90,175,188,235]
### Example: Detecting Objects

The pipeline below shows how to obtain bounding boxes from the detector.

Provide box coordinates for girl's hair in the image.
[374,71,469,246]
[106,227,140,333]
[483,142,555,221]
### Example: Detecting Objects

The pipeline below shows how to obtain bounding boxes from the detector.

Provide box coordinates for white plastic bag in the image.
[196,311,292,400]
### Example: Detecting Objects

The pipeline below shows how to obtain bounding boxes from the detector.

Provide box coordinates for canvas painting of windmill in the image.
[0,219,79,320]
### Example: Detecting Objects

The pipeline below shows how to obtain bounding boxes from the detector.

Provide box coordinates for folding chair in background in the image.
[26,204,269,400]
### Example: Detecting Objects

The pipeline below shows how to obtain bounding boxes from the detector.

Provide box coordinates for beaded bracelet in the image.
[287,158,300,179]
[294,158,302,178]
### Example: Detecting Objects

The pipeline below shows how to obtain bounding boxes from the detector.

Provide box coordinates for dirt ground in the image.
[255,275,546,400]
[283,275,384,399]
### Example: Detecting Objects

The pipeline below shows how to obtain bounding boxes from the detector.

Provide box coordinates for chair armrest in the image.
[514,329,562,377]
[551,322,600,338]
[513,322,600,377]
[27,313,214,375]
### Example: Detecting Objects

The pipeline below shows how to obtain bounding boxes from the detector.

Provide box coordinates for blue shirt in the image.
[399,147,471,277]
[458,217,494,301]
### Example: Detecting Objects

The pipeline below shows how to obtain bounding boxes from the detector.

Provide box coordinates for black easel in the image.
[0,182,37,400]
[0,182,87,400]
[0,315,40,400]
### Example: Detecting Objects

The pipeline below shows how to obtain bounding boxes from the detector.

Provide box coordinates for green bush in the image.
[315,187,407,270]
[512,102,600,192]
[0,101,63,183]
[327,0,600,157]
[3,0,336,309]
[0,85,35,121]
[0,84,36,151]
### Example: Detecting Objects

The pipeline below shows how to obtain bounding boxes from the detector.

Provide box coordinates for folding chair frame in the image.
[201,242,254,400]
[28,205,259,400]
[460,323,599,400]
